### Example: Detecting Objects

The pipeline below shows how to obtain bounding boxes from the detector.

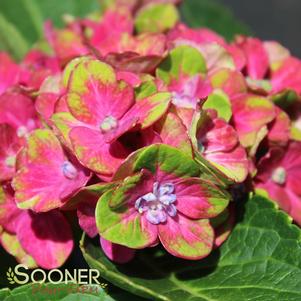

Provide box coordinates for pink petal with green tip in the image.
[70,127,129,175]
[13,129,90,212]
[154,112,193,156]
[271,57,301,94]
[158,215,214,260]
[175,178,229,219]
[209,68,247,98]
[194,111,248,182]
[204,146,248,183]
[0,229,37,268]
[100,237,136,264]
[51,111,84,150]
[67,60,134,125]
[124,92,171,130]
[231,94,276,148]
[16,210,73,269]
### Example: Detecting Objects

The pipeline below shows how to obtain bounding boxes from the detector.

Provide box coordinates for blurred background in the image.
[0,0,300,59]
[219,0,301,57]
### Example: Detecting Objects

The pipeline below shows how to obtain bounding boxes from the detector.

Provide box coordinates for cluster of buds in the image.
[0,0,300,268]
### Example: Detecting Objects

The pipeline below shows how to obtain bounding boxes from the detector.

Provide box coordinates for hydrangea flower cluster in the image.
[0,0,301,268]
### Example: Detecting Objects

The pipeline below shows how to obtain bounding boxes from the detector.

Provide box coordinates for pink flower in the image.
[255,142,301,225]
[61,58,170,175]
[96,144,229,260]
[12,129,90,212]
[0,184,73,269]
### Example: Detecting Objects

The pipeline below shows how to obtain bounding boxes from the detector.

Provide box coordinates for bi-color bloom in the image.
[55,58,171,176]
[96,144,230,260]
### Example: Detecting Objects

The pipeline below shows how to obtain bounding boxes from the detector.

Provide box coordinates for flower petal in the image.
[158,214,214,260]
[100,237,136,264]
[96,190,158,249]
[70,127,128,175]
[175,178,229,219]
[16,210,73,269]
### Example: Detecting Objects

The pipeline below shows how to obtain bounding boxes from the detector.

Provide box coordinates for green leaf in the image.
[180,0,251,41]
[0,0,100,59]
[0,13,29,61]
[81,194,301,300]
[0,283,114,301]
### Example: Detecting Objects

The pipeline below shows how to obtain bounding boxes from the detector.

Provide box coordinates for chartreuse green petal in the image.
[135,3,179,34]
[133,144,200,178]
[63,56,93,88]
[156,45,207,85]
[83,194,301,300]
[135,80,158,100]
[291,125,301,141]
[96,188,157,249]
[202,90,232,122]
[68,58,116,95]
[137,92,171,129]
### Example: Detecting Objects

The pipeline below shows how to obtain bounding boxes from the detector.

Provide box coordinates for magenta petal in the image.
[0,124,21,181]
[70,127,128,175]
[100,237,136,264]
[77,197,98,238]
[0,92,37,132]
[13,130,90,212]
[0,185,23,234]
[0,52,20,95]
[175,178,225,219]
[236,37,269,80]
[271,57,301,94]
[268,107,290,146]
[16,210,73,269]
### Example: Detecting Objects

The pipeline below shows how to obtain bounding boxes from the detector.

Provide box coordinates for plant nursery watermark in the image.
[6,264,107,288]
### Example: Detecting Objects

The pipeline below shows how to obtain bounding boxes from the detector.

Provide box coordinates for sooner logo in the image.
[7,264,102,285]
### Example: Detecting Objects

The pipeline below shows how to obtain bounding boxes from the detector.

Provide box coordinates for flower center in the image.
[100,116,118,133]
[5,155,16,167]
[271,166,286,185]
[17,126,29,138]
[135,182,177,225]
[61,161,78,180]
